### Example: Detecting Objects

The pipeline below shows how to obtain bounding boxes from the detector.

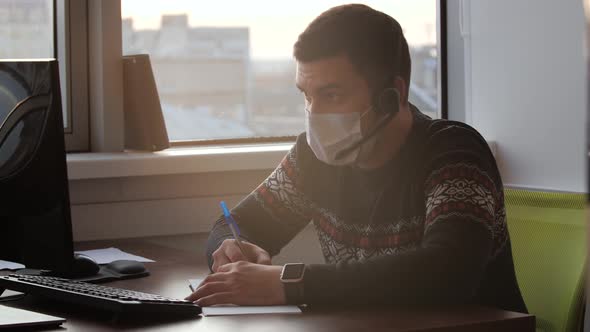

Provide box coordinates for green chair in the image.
[505,188,586,332]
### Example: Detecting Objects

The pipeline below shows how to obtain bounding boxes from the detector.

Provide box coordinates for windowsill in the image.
[66,143,293,180]
[67,141,497,180]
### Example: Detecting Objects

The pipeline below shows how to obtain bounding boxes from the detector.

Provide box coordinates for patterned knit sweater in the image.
[206,106,527,313]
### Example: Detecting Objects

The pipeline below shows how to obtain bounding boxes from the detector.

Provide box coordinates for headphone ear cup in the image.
[377,88,400,117]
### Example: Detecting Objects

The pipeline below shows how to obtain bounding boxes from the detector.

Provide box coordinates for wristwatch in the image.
[280,263,306,304]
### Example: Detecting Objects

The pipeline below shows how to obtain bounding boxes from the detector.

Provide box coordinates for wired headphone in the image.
[334,84,401,161]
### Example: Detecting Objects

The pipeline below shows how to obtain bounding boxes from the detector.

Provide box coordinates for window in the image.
[0,0,53,58]
[0,0,59,122]
[0,0,89,151]
[121,0,440,144]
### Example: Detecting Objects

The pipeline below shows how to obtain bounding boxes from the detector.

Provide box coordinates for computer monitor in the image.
[0,59,76,276]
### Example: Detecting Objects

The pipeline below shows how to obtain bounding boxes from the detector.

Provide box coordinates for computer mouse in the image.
[104,260,148,276]
[71,253,100,277]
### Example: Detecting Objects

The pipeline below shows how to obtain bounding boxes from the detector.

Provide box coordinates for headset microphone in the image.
[334,88,400,161]
[334,112,393,161]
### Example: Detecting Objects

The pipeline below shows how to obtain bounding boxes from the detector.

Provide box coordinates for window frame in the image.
[439,0,448,119]
[57,0,90,152]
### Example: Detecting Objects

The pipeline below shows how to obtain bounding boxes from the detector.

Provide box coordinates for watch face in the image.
[282,264,305,279]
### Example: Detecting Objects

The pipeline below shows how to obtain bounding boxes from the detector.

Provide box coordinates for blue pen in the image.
[220,201,246,257]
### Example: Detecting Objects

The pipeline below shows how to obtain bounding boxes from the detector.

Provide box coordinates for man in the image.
[186,4,527,313]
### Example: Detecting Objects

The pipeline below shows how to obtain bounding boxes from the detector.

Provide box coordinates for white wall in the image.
[69,170,268,240]
[69,169,326,263]
[453,0,587,192]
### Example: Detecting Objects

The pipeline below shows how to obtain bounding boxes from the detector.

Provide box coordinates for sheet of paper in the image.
[202,305,302,316]
[189,278,302,316]
[0,304,65,328]
[0,260,25,270]
[0,290,24,299]
[75,247,154,264]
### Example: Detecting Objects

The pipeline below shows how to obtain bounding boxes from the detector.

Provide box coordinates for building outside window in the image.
[121,1,439,143]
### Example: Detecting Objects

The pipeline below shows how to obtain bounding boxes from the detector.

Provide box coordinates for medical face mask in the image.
[305,107,377,166]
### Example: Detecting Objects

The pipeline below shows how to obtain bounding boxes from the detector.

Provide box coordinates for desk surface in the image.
[2,234,534,332]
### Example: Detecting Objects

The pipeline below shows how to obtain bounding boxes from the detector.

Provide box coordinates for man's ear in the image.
[392,76,409,106]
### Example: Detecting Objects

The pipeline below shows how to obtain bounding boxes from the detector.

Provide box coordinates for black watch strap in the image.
[281,263,306,304]
[283,281,305,304]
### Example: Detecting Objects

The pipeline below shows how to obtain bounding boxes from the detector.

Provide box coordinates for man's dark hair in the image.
[293,4,411,99]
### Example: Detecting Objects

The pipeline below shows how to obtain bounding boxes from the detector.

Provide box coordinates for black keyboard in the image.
[0,274,201,317]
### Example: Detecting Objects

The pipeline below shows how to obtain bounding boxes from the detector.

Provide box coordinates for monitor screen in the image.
[0,60,75,275]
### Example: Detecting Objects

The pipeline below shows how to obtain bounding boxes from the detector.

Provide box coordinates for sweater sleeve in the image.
[206,141,313,270]
[301,125,505,306]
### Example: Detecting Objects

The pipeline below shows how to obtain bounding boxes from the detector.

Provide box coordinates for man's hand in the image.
[185,261,286,306]
[211,239,271,272]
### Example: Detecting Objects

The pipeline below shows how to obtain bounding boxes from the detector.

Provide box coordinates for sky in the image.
[121,0,437,59]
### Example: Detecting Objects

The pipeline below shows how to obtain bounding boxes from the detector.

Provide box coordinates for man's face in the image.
[296,55,373,116]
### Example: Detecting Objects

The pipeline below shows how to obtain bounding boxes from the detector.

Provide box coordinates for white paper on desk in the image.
[0,304,65,328]
[75,247,155,264]
[0,260,25,270]
[189,278,302,316]
[0,290,24,299]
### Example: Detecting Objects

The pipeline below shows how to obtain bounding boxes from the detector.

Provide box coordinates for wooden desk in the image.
[2,234,534,331]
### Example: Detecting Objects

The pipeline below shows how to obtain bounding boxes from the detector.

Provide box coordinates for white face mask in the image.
[305,107,377,166]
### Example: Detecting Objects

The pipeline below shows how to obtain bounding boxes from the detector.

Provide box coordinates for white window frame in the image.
[57,0,90,151]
